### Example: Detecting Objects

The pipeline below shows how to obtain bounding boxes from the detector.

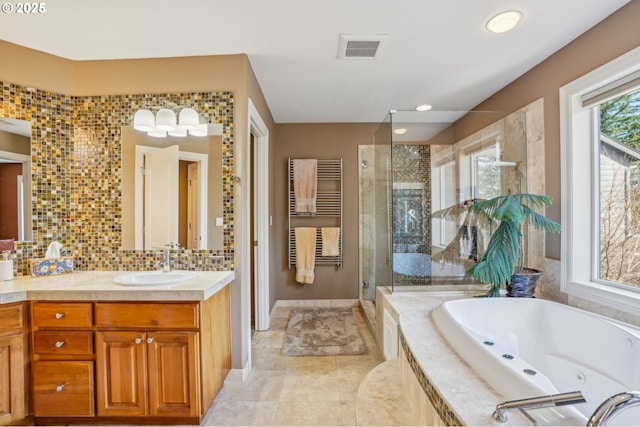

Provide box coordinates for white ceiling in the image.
[0,0,630,123]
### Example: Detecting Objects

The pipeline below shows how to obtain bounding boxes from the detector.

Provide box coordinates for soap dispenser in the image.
[0,250,13,281]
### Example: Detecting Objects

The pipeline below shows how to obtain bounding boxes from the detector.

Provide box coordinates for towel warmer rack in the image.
[288,158,343,268]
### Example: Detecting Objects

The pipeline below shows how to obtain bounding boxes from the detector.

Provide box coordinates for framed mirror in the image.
[120,126,224,251]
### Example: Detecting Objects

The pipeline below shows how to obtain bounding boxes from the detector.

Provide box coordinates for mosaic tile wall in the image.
[1,81,235,275]
[391,144,431,285]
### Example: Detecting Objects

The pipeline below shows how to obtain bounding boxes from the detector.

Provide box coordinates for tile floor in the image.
[201,305,384,426]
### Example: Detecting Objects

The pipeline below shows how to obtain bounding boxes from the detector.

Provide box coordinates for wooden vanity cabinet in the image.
[30,302,95,418]
[94,303,200,418]
[26,283,231,425]
[0,302,27,426]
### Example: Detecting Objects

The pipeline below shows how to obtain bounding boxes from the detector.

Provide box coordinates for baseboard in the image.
[226,363,251,383]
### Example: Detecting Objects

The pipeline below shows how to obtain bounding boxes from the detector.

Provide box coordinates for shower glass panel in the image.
[360,118,393,302]
[362,109,528,295]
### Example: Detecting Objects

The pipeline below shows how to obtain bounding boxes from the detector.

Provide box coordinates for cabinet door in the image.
[0,333,25,426]
[147,331,200,417]
[95,331,148,416]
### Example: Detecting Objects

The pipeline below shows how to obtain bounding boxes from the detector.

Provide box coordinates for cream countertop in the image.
[0,270,234,305]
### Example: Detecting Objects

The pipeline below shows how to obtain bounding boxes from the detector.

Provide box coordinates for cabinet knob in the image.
[134,337,143,345]
[146,337,154,344]
[55,312,65,320]
[55,383,67,392]
[55,340,66,348]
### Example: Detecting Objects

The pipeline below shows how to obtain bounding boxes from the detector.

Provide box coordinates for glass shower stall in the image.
[359,109,528,303]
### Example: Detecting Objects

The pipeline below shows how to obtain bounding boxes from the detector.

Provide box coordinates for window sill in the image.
[563,280,640,318]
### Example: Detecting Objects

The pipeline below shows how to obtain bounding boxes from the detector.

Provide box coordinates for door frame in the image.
[134,146,208,249]
[247,99,270,332]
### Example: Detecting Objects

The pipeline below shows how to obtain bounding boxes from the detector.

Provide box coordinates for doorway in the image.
[134,146,208,250]
[248,100,270,332]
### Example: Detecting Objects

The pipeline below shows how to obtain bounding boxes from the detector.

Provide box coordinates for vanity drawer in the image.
[33,331,94,356]
[95,302,199,329]
[0,302,24,333]
[32,361,95,417]
[32,302,93,328]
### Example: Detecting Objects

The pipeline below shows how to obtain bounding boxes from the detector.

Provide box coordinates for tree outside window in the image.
[599,88,640,287]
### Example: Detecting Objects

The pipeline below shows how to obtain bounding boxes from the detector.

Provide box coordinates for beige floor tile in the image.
[201,305,410,427]
[215,368,284,402]
[252,329,286,349]
[284,354,338,374]
[252,347,290,370]
[336,367,372,401]
[280,371,342,402]
[202,400,278,426]
[336,353,383,371]
[274,401,355,426]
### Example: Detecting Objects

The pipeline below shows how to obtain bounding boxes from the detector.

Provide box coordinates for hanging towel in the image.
[295,227,316,284]
[293,159,317,214]
[321,227,340,257]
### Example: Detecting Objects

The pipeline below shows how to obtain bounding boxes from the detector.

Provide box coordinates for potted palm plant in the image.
[466,193,561,297]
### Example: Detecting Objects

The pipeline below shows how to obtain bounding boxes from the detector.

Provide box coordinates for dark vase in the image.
[506,268,542,297]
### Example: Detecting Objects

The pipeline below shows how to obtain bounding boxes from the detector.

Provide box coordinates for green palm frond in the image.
[466,191,561,295]
[467,220,521,286]
[492,195,525,223]
[468,196,509,219]
[431,203,469,220]
[516,193,554,210]
[522,205,562,233]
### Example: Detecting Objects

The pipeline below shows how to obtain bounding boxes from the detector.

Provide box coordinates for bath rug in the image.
[282,307,367,356]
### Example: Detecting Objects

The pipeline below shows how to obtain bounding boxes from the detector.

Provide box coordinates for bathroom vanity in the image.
[0,270,234,426]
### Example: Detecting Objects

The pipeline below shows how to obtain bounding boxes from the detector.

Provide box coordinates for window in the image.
[561,46,640,315]
[472,145,502,200]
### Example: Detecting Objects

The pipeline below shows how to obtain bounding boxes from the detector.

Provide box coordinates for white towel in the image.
[293,159,317,214]
[321,227,340,257]
[295,227,316,284]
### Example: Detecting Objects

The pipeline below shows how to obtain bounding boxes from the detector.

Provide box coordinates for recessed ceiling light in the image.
[416,104,432,112]
[394,128,407,135]
[486,10,522,33]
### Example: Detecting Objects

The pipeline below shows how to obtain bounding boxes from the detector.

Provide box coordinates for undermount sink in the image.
[112,270,197,286]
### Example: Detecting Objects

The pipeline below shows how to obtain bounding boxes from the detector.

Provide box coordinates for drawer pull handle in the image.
[55,383,67,392]
[134,337,142,345]
[146,337,154,344]
[55,340,66,348]
[55,312,65,320]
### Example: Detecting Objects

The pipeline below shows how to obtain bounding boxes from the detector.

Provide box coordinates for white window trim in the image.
[560,45,640,316]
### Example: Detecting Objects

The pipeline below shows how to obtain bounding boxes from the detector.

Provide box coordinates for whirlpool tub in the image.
[432,298,640,425]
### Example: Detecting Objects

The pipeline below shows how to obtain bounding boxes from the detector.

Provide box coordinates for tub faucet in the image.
[492,391,585,423]
[587,391,640,426]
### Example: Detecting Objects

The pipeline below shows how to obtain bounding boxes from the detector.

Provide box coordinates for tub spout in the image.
[587,391,640,426]
[492,391,585,423]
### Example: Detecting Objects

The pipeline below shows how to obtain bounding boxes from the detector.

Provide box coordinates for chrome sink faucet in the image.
[158,248,171,272]
[156,242,180,273]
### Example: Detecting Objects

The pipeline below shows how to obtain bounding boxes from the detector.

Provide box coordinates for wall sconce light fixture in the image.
[133,102,208,138]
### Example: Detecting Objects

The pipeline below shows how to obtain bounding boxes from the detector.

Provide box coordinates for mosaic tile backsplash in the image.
[1,81,235,275]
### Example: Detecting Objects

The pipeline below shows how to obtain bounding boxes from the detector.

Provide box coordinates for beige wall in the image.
[0,40,74,93]
[466,1,640,259]
[273,123,378,300]
[0,130,30,155]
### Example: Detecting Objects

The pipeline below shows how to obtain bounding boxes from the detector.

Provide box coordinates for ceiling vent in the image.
[337,34,388,60]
